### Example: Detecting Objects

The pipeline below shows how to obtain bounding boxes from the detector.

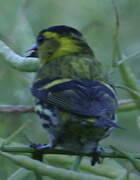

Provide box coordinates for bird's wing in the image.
[32,78,118,127]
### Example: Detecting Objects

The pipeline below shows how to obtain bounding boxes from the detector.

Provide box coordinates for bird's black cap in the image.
[39,25,82,37]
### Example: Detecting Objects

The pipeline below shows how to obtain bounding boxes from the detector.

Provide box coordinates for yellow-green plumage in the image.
[30,25,118,165]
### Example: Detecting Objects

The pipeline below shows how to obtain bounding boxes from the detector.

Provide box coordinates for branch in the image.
[0,151,102,180]
[0,40,39,72]
[118,99,137,112]
[1,144,140,160]
[0,99,137,114]
[0,105,34,113]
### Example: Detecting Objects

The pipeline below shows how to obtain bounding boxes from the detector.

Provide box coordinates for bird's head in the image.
[27,25,93,65]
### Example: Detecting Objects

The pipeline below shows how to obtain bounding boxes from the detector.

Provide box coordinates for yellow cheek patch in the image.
[42,31,81,61]
[49,37,81,61]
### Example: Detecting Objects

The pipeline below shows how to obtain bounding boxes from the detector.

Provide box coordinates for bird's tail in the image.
[94,117,123,129]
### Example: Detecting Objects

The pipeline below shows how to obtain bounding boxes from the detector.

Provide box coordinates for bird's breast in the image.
[56,112,110,153]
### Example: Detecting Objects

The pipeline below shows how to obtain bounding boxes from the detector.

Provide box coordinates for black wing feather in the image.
[32,78,118,120]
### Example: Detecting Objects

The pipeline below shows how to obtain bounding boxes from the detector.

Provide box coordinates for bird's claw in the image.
[91,151,101,165]
[91,147,105,165]
[31,143,52,151]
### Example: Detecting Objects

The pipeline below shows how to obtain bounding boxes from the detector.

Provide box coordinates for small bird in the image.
[29,25,119,165]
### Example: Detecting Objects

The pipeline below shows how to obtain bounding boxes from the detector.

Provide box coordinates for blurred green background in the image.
[0,0,140,179]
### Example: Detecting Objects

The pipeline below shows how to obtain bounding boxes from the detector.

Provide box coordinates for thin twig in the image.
[0,105,34,113]
[3,120,32,146]
[111,0,121,67]
[116,85,140,98]
[117,50,140,65]
[111,0,140,110]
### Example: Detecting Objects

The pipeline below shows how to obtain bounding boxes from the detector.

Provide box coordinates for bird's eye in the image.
[37,35,45,45]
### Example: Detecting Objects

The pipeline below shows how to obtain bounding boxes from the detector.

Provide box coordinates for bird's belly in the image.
[56,115,110,153]
[35,103,112,153]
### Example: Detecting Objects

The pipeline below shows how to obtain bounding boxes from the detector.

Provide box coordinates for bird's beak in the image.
[26,44,38,58]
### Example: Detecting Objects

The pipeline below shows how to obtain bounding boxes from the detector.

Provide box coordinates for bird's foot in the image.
[91,147,105,166]
[91,151,100,165]
[31,143,52,152]
[30,143,52,161]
